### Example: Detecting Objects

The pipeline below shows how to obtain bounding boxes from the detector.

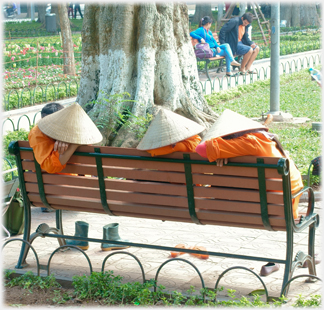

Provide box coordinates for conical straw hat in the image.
[37,103,103,144]
[137,108,205,150]
[201,109,267,142]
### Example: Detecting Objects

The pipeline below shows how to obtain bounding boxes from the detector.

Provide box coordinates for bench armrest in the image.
[293,186,318,232]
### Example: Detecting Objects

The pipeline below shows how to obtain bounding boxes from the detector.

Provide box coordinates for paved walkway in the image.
[3,200,322,304]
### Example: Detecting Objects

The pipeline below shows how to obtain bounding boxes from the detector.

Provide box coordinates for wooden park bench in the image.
[7,140,319,296]
[190,32,241,81]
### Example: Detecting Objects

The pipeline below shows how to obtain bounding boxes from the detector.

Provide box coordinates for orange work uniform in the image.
[200,132,304,219]
[146,135,201,156]
[28,125,66,174]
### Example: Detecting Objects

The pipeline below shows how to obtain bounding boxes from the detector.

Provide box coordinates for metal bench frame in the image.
[8,140,319,297]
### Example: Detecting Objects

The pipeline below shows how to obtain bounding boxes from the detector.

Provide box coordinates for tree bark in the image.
[37,4,47,24]
[50,4,61,29]
[281,4,320,28]
[77,3,216,147]
[300,4,320,27]
[291,4,300,27]
[58,4,76,76]
[192,3,213,25]
[26,4,31,18]
[280,4,292,27]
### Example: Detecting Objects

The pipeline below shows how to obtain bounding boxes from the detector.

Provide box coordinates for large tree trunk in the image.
[291,4,301,27]
[281,3,320,28]
[26,4,31,18]
[58,4,76,76]
[77,3,216,148]
[37,3,47,24]
[280,3,292,27]
[192,3,213,25]
[50,4,61,29]
[300,4,320,27]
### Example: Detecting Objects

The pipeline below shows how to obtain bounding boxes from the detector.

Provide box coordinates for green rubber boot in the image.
[101,223,129,251]
[66,221,89,250]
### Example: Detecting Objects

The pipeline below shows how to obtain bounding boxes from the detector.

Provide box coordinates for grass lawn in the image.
[205,68,322,179]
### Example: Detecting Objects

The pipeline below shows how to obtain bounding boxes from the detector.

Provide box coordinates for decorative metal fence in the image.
[199,53,321,95]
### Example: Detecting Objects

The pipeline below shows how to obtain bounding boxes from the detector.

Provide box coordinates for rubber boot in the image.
[66,221,89,250]
[101,223,129,251]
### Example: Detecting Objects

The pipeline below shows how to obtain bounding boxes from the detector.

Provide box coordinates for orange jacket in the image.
[28,125,66,174]
[146,135,201,156]
[203,132,304,219]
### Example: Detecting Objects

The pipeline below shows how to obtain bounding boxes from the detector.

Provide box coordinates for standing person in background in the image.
[190,16,241,77]
[74,3,83,19]
[68,3,74,19]
[219,12,259,75]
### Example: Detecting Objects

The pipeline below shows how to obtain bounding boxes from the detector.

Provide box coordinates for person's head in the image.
[241,12,253,26]
[41,102,64,118]
[199,16,213,29]
[201,109,267,143]
[37,103,103,145]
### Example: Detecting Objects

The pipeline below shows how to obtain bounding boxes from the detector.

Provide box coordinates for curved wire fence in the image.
[199,53,322,95]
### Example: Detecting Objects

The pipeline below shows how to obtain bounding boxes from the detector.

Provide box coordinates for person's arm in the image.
[190,28,205,43]
[209,30,220,48]
[218,19,236,44]
[58,143,80,165]
[242,25,254,46]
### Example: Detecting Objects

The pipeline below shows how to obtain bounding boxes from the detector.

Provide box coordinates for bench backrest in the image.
[11,141,295,232]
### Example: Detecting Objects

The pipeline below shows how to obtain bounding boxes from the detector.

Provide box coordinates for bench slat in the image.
[194,186,284,204]
[194,198,284,216]
[24,172,188,196]
[26,183,189,208]
[29,194,287,229]
[192,173,283,191]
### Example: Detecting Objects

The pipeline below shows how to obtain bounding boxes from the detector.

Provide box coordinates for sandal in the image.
[226,72,238,77]
[239,70,246,75]
[246,69,257,74]
[170,244,187,258]
[189,246,209,260]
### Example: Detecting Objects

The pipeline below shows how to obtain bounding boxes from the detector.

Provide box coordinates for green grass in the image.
[4,270,321,306]
[205,68,321,177]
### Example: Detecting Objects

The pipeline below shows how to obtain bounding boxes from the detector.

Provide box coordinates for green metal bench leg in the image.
[205,60,211,81]
[15,199,32,269]
[308,223,317,276]
[281,229,294,296]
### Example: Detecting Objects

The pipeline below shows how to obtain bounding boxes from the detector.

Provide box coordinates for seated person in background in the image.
[219,12,259,74]
[196,109,306,275]
[136,108,205,156]
[190,16,241,77]
[28,102,102,174]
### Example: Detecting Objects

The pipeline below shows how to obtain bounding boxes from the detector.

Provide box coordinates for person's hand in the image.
[54,140,69,155]
[217,47,221,53]
[216,158,228,167]
[200,38,206,44]
[251,43,256,49]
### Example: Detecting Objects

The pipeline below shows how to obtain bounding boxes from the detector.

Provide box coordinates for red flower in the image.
[16,188,20,192]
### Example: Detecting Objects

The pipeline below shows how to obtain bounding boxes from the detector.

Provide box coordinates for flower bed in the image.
[4,63,81,90]
[3,35,82,69]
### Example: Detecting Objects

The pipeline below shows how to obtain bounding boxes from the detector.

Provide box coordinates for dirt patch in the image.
[3,286,102,307]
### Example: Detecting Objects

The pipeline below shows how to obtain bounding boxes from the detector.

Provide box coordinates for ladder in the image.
[217,3,270,46]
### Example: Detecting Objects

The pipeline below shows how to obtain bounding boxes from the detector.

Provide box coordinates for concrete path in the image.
[3,201,322,305]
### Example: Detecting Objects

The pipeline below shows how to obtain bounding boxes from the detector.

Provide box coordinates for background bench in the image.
[8,140,319,296]
[191,32,242,81]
